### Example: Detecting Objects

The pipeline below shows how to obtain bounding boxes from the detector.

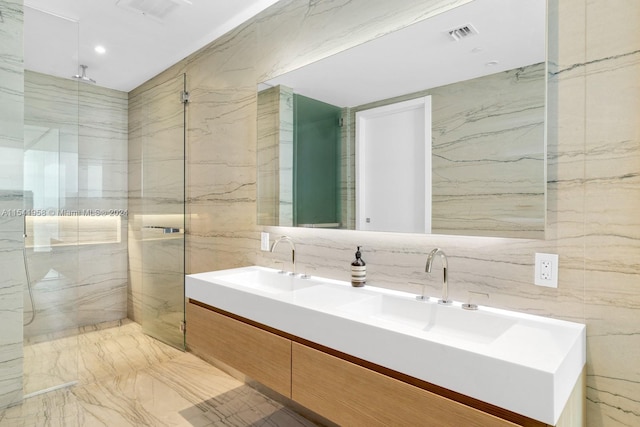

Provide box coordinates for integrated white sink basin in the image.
[186,266,585,425]
[212,268,317,294]
[292,284,373,308]
[338,294,517,345]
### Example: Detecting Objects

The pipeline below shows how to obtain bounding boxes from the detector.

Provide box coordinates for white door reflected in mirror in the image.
[356,96,431,233]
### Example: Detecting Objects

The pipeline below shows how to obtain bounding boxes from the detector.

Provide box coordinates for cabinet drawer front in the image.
[187,302,292,397]
[292,343,518,427]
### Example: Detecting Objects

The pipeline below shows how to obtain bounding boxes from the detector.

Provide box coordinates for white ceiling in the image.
[262,0,546,107]
[23,0,545,98]
[23,0,281,92]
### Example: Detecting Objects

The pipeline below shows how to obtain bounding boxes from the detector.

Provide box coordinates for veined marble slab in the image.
[0,0,25,409]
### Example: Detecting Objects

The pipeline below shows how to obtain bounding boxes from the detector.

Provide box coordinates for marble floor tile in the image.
[0,387,80,427]
[6,320,316,426]
[23,331,81,396]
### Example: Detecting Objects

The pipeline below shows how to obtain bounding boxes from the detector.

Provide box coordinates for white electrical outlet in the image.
[534,253,558,288]
[260,232,270,251]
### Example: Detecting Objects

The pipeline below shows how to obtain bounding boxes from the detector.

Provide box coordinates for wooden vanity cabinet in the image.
[186,301,292,397]
[291,343,517,427]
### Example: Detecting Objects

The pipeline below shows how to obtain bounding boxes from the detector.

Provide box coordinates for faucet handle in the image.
[299,264,315,280]
[462,291,489,310]
[274,261,286,274]
[409,282,429,301]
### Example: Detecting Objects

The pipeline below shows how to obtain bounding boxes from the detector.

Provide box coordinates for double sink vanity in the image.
[186,265,585,427]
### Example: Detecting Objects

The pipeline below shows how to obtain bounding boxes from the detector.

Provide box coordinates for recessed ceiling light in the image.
[95,45,106,54]
[485,60,499,66]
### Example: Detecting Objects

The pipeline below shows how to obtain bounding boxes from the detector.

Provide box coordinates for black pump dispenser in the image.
[351,246,366,287]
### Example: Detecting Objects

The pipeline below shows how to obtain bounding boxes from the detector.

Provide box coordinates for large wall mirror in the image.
[257,0,546,239]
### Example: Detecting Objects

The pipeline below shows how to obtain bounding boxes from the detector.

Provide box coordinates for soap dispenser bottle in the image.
[351,246,366,287]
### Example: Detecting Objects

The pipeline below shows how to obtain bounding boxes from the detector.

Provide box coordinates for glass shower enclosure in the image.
[130,74,187,350]
[19,4,186,405]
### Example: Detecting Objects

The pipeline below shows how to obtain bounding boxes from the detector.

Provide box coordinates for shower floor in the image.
[5,320,317,426]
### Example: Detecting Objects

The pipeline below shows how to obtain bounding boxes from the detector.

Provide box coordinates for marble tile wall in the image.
[256,86,280,225]
[278,85,294,226]
[581,1,640,425]
[0,0,24,409]
[429,63,545,238]
[256,85,294,226]
[128,0,639,425]
[340,107,355,230]
[23,71,128,337]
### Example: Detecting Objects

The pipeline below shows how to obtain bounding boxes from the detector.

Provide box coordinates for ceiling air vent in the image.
[447,23,479,41]
[116,0,190,22]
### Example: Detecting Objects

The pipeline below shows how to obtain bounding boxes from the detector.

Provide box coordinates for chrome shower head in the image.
[72,65,96,84]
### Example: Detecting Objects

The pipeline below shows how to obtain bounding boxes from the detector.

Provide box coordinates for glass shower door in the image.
[139,74,186,349]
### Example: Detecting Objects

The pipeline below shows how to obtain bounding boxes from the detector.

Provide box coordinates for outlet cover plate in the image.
[534,253,558,288]
[260,232,270,251]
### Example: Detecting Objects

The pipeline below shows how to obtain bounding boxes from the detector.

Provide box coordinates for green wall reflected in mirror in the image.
[294,94,342,228]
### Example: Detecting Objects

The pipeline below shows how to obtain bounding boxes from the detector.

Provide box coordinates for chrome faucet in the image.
[426,248,452,305]
[271,236,296,275]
